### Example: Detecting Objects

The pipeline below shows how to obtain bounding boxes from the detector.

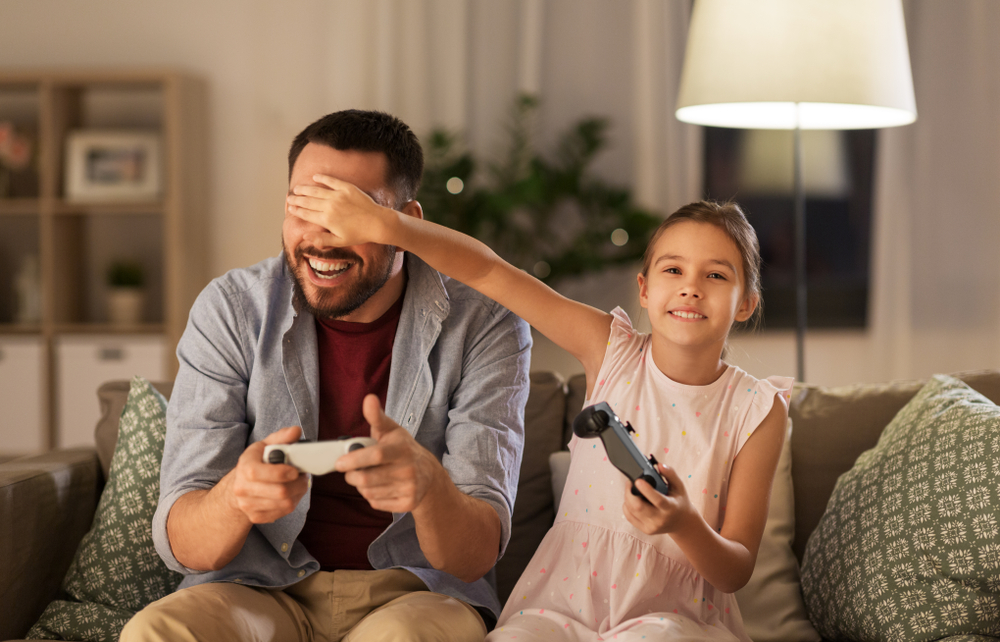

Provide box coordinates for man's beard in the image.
[286,244,397,319]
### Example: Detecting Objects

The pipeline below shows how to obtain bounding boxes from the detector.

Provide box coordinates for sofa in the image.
[2,368,999,642]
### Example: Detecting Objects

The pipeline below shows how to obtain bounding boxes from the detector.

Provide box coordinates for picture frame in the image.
[64,130,162,202]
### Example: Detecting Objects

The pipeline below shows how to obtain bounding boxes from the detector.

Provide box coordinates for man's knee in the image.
[119,598,181,642]
[346,592,487,642]
[120,581,308,642]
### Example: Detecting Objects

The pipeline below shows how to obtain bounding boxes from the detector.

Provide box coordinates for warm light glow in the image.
[446,177,464,194]
[610,228,629,246]
[676,102,916,131]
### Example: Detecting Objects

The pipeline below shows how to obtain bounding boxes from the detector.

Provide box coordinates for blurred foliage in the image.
[417,95,663,283]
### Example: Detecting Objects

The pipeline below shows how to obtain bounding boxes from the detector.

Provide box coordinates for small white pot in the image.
[107,287,145,325]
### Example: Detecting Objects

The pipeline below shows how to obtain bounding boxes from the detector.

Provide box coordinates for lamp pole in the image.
[793,107,806,384]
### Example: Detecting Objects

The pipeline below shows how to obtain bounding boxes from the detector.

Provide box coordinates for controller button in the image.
[267,450,286,464]
[349,442,365,452]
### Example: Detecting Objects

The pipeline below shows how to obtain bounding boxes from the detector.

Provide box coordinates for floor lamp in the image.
[675,0,917,384]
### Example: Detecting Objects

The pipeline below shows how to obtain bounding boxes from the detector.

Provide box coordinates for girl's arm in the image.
[625,393,788,593]
[288,176,613,381]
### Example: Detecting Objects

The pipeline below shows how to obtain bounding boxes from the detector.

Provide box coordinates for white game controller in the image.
[263,437,377,475]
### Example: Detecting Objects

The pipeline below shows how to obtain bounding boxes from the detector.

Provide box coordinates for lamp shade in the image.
[676,0,917,130]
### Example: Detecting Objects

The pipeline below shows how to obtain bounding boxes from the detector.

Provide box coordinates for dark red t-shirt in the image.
[296,295,403,570]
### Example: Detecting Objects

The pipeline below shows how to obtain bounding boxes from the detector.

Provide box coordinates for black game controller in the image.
[573,402,670,498]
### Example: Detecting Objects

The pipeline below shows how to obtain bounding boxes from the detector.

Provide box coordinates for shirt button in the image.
[297,569,306,578]
[281,543,289,552]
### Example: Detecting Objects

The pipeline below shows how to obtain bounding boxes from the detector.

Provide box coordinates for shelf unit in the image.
[0,69,208,453]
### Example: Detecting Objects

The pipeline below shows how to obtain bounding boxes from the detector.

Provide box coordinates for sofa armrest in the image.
[0,448,101,641]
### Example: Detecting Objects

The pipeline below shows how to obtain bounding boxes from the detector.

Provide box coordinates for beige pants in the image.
[120,568,487,642]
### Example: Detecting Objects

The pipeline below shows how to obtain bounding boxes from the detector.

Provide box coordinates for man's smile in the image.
[307,257,353,279]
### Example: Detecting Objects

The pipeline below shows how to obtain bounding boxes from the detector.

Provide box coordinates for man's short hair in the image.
[288,110,423,208]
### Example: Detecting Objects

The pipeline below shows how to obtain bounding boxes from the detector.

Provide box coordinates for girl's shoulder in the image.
[601,306,650,364]
[607,306,645,346]
[722,365,793,453]
[722,364,794,400]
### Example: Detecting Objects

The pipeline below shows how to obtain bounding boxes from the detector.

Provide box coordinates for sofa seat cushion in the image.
[27,376,183,640]
[800,374,1000,641]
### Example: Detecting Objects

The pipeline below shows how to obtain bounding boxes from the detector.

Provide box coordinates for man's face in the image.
[282,143,400,320]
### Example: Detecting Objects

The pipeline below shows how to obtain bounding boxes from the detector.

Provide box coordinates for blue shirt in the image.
[152,253,531,618]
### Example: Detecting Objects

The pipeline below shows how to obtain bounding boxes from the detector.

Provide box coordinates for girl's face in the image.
[638,221,757,353]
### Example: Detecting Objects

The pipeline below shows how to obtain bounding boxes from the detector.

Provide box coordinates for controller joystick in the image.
[573,406,609,438]
[572,402,670,498]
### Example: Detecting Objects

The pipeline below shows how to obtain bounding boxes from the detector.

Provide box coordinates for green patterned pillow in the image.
[801,375,1000,641]
[28,376,183,641]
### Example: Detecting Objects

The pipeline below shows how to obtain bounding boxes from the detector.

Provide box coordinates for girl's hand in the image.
[285,174,394,247]
[622,463,696,535]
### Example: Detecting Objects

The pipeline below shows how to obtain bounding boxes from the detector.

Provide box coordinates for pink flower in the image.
[6,137,30,169]
[0,122,12,148]
[0,122,31,170]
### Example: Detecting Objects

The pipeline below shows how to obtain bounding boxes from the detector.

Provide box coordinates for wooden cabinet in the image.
[0,69,208,453]
[0,336,45,453]
[55,334,167,449]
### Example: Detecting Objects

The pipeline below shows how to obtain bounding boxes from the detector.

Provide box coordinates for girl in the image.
[287,182,791,642]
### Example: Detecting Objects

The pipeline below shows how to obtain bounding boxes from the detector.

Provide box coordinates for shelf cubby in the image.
[0,69,208,453]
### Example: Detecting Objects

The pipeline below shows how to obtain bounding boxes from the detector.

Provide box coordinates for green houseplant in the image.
[417,95,663,283]
[106,259,145,325]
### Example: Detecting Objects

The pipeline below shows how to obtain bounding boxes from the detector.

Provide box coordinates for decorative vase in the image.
[107,287,145,325]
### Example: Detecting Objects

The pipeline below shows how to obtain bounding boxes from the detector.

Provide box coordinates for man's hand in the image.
[335,395,445,513]
[336,395,501,583]
[229,425,310,524]
[285,175,395,249]
[167,425,309,571]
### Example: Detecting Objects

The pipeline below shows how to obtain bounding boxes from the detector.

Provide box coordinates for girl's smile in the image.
[668,306,708,321]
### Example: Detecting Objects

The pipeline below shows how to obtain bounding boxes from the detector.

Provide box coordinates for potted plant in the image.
[106,259,145,325]
[417,95,663,285]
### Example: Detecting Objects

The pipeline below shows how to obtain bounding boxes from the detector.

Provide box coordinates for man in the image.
[122,110,531,641]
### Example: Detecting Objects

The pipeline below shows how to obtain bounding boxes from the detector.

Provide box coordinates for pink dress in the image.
[488,309,791,641]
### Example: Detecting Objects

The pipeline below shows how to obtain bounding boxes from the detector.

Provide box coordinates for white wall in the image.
[1,0,997,388]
